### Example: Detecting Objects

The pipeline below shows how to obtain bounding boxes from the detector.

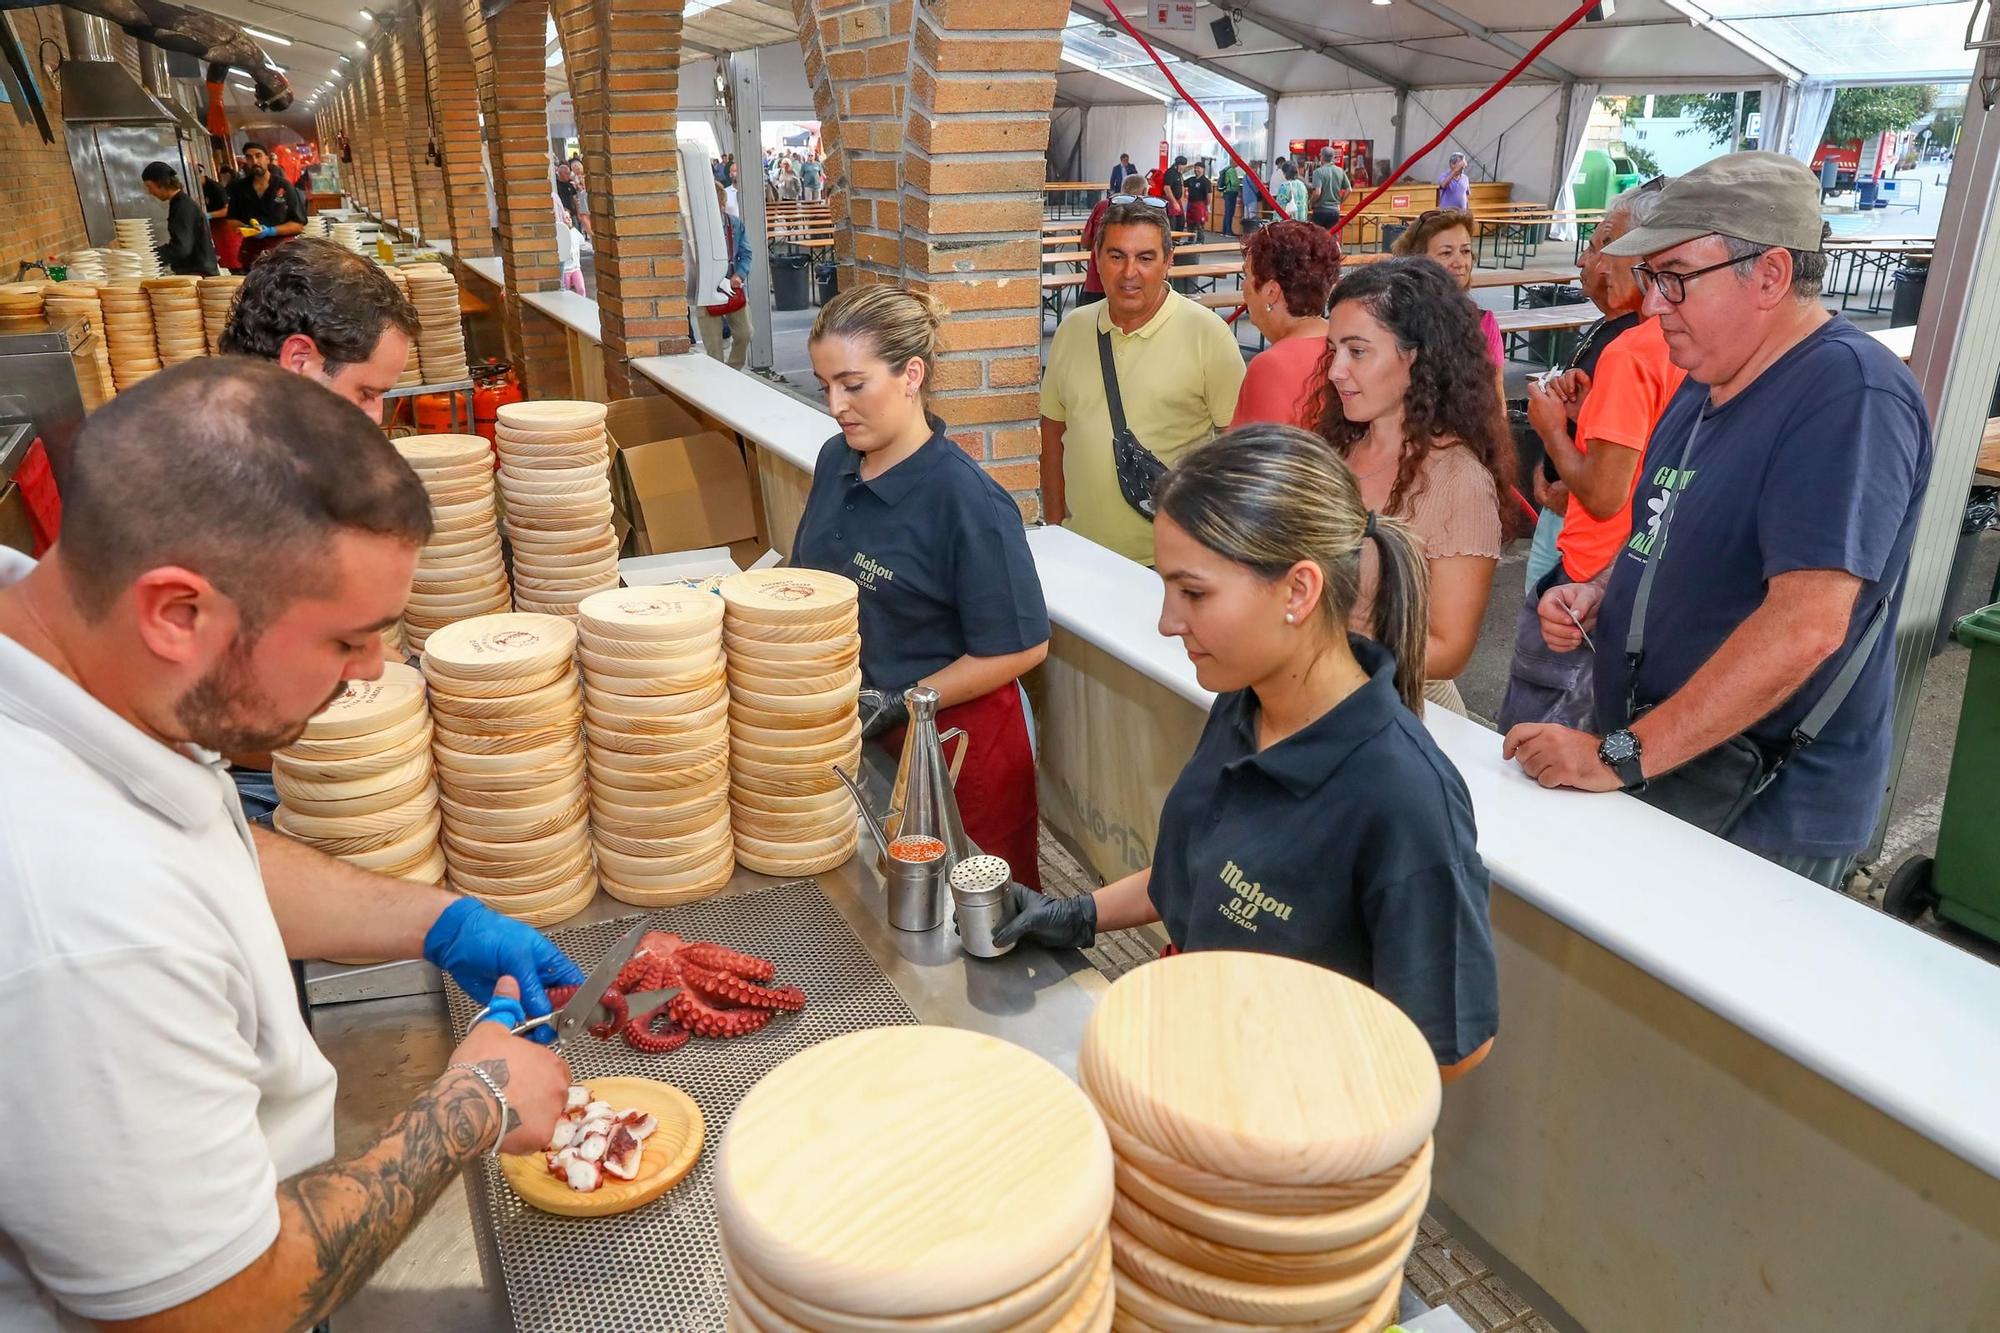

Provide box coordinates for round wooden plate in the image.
[1109,1265,1403,1333]
[1112,1139,1432,1256]
[724,1225,1109,1333]
[276,724,433,782]
[496,400,607,432]
[396,433,492,469]
[499,1076,703,1217]
[1107,1210,1412,1326]
[581,586,726,638]
[424,613,578,682]
[1098,1098,1422,1217]
[1110,1177,1425,1289]
[300,663,427,740]
[720,568,859,626]
[1080,952,1439,1187]
[716,1027,1113,1318]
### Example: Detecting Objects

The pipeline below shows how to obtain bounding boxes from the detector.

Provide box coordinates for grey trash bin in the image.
[772,255,811,311]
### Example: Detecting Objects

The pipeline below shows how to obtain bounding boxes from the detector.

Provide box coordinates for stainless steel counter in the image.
[316,783,1108,1330]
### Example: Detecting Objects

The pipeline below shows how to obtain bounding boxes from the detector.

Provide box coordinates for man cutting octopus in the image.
[0,358,583,1331]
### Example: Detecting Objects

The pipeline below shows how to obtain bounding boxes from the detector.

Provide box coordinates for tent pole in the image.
[1393,87,1408,176]
[1551,82,1573,213]
[726,48,774,374]
[1872,35,2000,857]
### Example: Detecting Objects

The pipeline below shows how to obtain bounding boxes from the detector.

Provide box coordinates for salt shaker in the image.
[948,855,1017,959]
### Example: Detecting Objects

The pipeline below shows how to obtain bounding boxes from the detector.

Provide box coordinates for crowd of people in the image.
[1045,151,1932,890]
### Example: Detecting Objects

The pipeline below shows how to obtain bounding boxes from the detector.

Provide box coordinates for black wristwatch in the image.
[1598,728,1647,791]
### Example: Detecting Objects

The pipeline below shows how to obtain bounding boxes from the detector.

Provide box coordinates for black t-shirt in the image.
[227,172,305,229]
[1163,167,1184,200]
[1187,174,1212,204]
[1147,636,1499,1063]
[201,178,228,215]
[791,423,1051,692]
[556,177,581,221]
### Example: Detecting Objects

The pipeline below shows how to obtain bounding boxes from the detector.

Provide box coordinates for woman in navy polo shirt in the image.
[793,286,1053,886]
[997,423,1497,1072]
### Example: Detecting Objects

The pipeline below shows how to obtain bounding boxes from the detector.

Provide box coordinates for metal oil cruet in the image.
[832,685,980,932]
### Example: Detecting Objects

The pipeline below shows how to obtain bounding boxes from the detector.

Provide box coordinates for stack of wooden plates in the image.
[0,282,46,333]
[98,281,161,390]
[393,433,512,653]
[331,220,365,252]
[198,274,244,354]
[383,267,426,388]
[423,613,597,926]
[404,262,469,384]
[41,283,116,407]
[270,663,445,886]
[65,249,110,283]
[381,616,409,660]
[718,1027,1115,1333]
[1079,953,1439,1333]
[114,218,162,277]
[576,587,735,906]
[718,569,862,877]
[493,400,619,617]
[144,276,205,366]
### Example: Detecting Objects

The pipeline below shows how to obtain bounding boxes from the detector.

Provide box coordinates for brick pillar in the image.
[797,0,1062,515]
[394,23,451,246]
[421,0,495,259]
[462,0,570,396]
[552,0,693,398]
[357,57,393,218]
[368,42,420,236]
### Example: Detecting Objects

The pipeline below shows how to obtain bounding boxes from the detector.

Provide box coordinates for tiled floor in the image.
[1036,827,1553,1333]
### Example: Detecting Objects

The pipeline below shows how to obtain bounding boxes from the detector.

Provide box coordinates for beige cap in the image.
[1603,150,1827,257]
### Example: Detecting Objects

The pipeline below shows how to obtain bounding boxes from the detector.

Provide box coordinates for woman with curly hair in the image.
[1307,258,1517,713]
[1229,220,1343,429]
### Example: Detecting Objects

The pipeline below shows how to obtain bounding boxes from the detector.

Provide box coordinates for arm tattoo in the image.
[278,1060,511,1326]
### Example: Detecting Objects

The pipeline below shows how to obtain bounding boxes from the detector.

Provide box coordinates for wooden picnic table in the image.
[1041,239,1240,267]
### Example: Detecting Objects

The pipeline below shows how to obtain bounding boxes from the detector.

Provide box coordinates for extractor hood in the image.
[58,12,174,124]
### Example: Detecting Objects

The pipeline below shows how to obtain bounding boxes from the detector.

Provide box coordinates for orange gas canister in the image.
[472,361,523,445]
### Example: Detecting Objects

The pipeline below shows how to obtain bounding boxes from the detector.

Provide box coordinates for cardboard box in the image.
[605,398,760,566]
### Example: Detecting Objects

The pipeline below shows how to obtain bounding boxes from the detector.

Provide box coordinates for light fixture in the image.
[359,8,375,21]
[1371,0,1391,6]
[244,26,292,45]
[355,38,367,49]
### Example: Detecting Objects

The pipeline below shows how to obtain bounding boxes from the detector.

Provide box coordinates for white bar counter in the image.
[631,351,2000,1330]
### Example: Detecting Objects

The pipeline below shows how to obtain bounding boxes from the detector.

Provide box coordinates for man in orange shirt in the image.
[1500,183,1687,729]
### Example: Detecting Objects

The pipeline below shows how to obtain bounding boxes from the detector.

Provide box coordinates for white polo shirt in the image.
[0,550,337,1329]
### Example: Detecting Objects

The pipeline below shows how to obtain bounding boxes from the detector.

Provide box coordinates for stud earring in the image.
[1284,612,1295,624]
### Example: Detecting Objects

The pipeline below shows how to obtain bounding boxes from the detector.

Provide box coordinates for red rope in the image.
[1339,0,1602,228]
[1099,0,1288,221]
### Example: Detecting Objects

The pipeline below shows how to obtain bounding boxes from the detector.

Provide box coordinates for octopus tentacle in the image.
[621,1002,693,1054]
[678,941,776,981]
[668,989,776,1038]
[682,962,806,1011]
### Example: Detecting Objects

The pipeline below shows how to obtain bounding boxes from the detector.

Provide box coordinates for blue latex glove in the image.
[424,898,585,1042]
[476,989,528,1031]
[257,224,277,239]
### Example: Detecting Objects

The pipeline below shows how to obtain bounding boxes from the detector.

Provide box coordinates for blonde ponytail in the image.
[809,284,949,401]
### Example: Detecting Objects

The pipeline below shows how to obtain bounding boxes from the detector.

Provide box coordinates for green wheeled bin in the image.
[1884,602,2000,939]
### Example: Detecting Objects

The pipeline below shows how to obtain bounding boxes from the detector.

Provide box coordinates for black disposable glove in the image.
[859,687,910,741]
[991,884,1097,951]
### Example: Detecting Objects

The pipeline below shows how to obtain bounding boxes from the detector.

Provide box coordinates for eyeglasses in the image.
[1631,252,1755,304]
[1109,194,1167,209]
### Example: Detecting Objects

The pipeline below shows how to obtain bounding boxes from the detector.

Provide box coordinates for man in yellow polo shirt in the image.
[1039,201,1245,565]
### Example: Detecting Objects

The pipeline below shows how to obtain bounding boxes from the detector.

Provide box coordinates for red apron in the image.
[879,683,1041,891]
[211,217,244,273]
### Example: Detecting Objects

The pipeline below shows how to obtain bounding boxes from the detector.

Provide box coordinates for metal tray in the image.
[444,879,918,1331]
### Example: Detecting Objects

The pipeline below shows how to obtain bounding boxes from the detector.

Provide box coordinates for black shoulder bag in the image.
[1623,411,1890,837]
[1097,328,1172,520]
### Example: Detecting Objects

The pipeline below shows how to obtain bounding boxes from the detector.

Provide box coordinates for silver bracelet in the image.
[446,1062,509,1159]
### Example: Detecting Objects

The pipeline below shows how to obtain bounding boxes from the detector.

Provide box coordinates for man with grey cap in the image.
[1503,151,1932,888]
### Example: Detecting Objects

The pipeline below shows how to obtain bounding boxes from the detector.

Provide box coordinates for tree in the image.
[1821,85,1939,145]
[1646,92,1760,146]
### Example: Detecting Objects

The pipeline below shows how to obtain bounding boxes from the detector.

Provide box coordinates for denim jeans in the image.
[232,765,280,829]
